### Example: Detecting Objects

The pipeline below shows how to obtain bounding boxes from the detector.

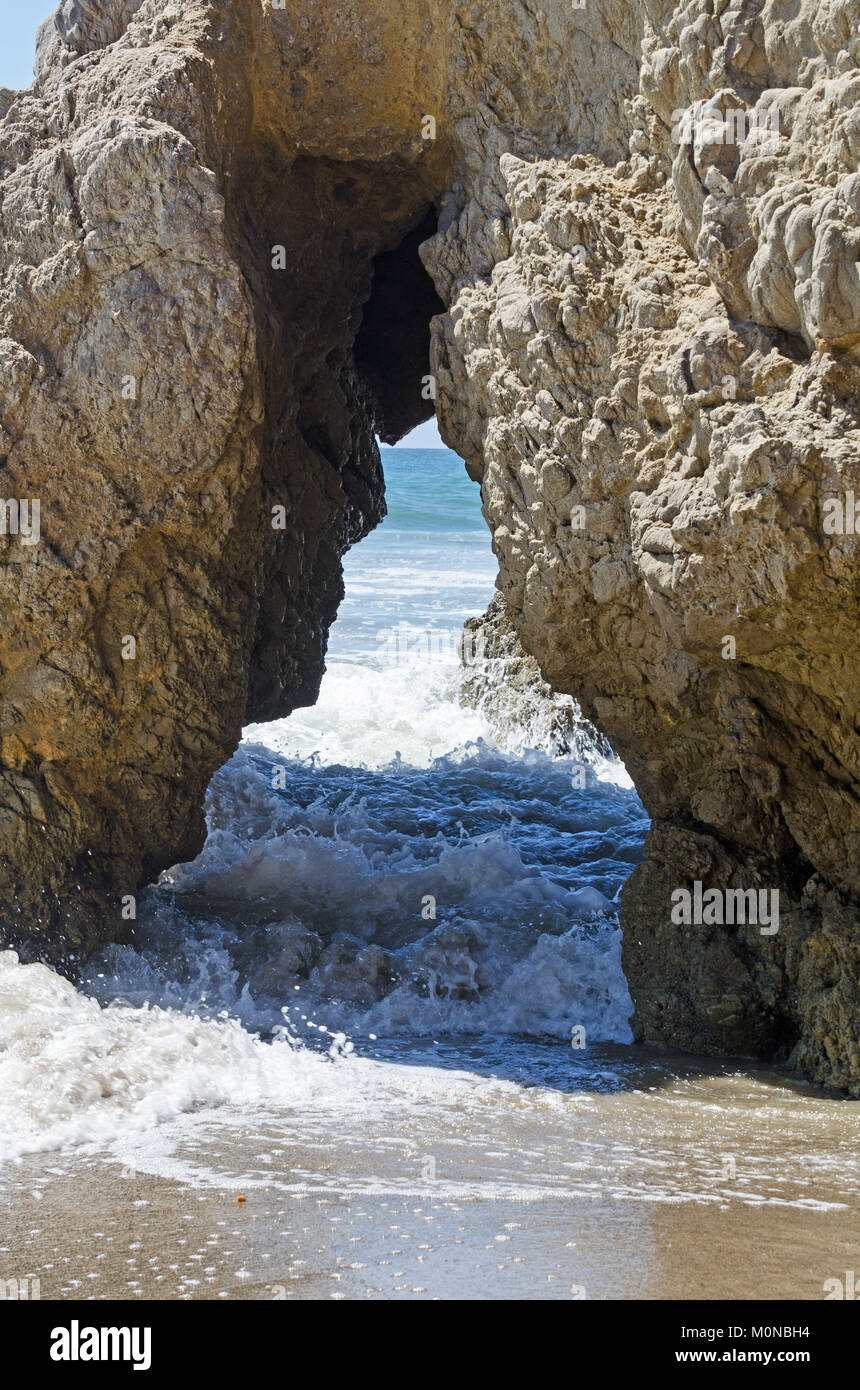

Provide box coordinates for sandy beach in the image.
[3,1046,858,1302]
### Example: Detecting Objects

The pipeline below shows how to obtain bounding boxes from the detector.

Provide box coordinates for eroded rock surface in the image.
[0,1,858,1090]
[0,0,455,958]
[421,0,860,1091]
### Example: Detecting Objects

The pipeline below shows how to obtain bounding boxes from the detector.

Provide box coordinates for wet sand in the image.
[2,1046,858,1301]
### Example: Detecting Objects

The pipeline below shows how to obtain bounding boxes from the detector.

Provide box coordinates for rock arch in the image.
[0,0,857,1091]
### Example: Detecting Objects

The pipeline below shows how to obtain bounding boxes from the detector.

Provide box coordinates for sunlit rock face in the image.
[421,0,860,1091]
[1,0,858,1091]
[0,0,457,957]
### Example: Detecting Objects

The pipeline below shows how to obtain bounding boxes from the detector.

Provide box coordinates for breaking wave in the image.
[0,447,649,1164]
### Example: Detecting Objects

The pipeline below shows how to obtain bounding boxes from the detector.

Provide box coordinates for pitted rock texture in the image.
[0,0,457,958]
[421,0,860,1091]
[0,1,858,1091]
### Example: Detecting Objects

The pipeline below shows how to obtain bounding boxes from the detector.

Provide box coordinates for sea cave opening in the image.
[75,212,650,1057]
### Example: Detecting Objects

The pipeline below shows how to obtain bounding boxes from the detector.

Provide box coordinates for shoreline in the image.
[3,1044,858,1302]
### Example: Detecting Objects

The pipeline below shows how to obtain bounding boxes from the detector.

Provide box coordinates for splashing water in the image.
[0,447,650,1165]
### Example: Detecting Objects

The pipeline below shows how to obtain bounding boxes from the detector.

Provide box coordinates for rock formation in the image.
[0,0,453,959]
[0,1,858,1090]
[460,595,616,763]
[421,1,860,1092]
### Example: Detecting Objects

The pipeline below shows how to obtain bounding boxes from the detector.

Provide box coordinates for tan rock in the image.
[0,0,857,1092]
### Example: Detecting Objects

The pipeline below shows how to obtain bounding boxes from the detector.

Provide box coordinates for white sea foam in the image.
[0,946,531,1164]
[0,658,644,1163]
[245,659,488,770]
[0,448,649,1166]
[89,722,642,1040]
[0,948,299,1162]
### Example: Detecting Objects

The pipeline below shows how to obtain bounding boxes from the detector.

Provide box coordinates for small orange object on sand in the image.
[237,1195,246,1203]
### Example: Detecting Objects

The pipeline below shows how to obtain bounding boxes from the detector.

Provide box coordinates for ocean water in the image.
[0,447,649,1160]
[1,448,858,1301]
